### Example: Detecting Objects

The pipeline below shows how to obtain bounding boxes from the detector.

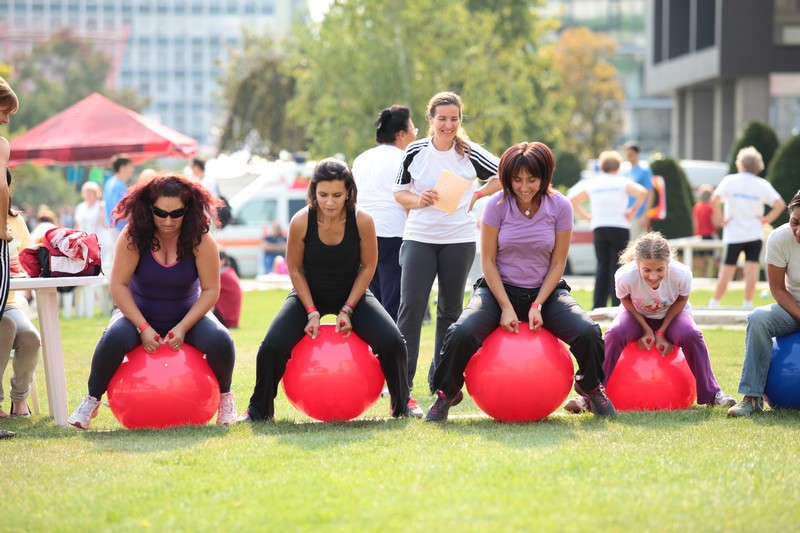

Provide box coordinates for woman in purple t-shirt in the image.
[68,174,238,429]
[425,142,616,421]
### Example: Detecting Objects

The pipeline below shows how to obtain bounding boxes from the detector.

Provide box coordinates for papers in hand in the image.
[432,170,472,214]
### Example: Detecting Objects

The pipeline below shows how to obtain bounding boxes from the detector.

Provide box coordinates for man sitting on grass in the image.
[728,188,800,417]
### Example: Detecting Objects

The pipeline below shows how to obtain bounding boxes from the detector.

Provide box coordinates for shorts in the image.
[723,239,762,266]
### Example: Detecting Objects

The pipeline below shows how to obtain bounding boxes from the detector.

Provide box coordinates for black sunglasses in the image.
[151,205,187,219]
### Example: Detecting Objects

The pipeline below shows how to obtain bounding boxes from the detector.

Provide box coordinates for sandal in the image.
[10,401,31,418]
[0,409,9,419]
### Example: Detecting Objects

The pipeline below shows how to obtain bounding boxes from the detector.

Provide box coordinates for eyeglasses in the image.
[151,205,186,219]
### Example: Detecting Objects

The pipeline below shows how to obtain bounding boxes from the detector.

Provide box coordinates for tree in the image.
[284,0,566,161]
[8,164,75,214]
[547,27,624,161]
[217,32,305,157]
[552,151,583,191]
[766,133,800,227]
[8,29,145,136]
[649,156,694,239]
[727,120,779,178]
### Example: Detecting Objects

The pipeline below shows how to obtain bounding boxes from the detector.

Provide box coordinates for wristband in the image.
[307,311,320,320]
[136,322,150,334]
[475,189,484,199]
[340,304,354,317]
[530,302,542,311]
[655,330,666,337]
[305,305,317,314]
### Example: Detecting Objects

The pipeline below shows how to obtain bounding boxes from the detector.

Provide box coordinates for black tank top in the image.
[303,207,361,306]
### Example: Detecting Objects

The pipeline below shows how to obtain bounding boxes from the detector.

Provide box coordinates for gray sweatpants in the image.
[397,240,475,392]
[0,305,42,404]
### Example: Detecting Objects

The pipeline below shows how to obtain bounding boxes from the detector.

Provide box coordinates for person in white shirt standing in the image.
[352,105,417,321]
[568,150,647,310]
[708,147,785,309]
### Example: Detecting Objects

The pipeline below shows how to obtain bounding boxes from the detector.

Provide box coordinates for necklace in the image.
[524,207,531,217]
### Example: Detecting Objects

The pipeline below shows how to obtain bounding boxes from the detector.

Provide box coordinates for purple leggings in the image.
[603,310,721,404]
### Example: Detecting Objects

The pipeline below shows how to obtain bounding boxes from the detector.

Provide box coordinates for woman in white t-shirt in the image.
[568,151,647,310]
[352,105,417,322]
[709,146,785,309]
[392,92,501,413]
[564,232,735,413]
[74,181,106,317]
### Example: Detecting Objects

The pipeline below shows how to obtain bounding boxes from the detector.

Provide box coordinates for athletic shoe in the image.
[727,395,764,417]
[0,428,15,439]
[216,391,237,425]
[711,390,737,408]
[68,395,101,429]
[404,396,425,419]
[574,381,617,418]
[424,390,464,422]
[564,396,590,414]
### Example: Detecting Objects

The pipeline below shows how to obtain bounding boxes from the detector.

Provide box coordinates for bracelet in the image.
[475,189,484,199]
[339,304,354,317]
[530,302,542,311]
[655,330,666,337]
[307,311,320,320]
[305,305,317,314]
[136,322,150,334]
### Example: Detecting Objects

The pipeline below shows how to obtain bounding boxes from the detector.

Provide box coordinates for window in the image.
[238,200,278,227]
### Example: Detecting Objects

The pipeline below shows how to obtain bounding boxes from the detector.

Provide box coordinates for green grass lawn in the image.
[2,287,798,532]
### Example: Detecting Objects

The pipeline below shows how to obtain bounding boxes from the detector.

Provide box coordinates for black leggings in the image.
[246,290,409,420]
[87,310,236,399]
[431,279,606,396]
[0,241,9,322]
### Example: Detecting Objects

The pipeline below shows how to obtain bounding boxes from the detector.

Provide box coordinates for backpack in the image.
[19,227,102,278]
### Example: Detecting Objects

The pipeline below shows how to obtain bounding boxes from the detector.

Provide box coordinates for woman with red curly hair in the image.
[68,174,237,429]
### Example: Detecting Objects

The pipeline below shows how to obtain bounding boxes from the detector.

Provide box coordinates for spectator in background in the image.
[352,104,417,321]
[568,151,648,310]
[692,185,719,278]
[74,181,106,317]
[59,205,75,229]
[29,206,58,242]
[191,158,220,197]
[262,221,287,273]
[623,141,654,240]
[213,250,242,329]
[708,147,785,309]
[103,154,135,268]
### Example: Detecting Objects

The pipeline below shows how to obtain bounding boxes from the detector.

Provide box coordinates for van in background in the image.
[215,170,312,278]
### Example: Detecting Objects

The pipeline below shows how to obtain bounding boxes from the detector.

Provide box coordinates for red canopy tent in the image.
[9,92,198,166]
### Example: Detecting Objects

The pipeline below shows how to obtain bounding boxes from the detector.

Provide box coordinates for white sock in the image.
[708,299,720,308]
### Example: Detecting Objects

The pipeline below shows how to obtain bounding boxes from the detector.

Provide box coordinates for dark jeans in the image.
[593,226,629,309]
[245,290,410,420]
[431,279,606,396]
[87,310,236,399]
[369,236,403,322]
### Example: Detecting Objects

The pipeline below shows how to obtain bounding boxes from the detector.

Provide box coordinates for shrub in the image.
[766,133,800,227]
[649,156,694,238]
[727,120,779,177]
[552,151,583,190]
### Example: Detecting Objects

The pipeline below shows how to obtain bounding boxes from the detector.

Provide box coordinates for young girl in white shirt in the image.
[566,232,735,412]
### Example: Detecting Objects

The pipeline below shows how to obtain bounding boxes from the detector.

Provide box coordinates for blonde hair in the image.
[619,231,675,265]
[426,91,471,158]
[598,151,623,173]
[735,146,765,174]
[81,181,102,198]
[0,76,19,115]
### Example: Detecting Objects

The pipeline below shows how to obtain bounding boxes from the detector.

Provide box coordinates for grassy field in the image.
[1,287,798,532]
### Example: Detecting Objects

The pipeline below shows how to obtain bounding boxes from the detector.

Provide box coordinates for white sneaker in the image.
[708,299,720,309]
[216,391,237,425]
[68,395,101,429]
[712,390,737,407]
[743,301,753,310]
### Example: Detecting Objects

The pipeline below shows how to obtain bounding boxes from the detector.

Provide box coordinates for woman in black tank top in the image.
[240,158,412,421]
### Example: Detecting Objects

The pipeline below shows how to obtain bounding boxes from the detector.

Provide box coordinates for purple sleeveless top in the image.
[128,249,200,334]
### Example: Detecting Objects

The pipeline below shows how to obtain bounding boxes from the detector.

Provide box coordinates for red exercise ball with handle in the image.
[464,327,574,422]
[107,344,221,429]
[605,342,697,411]
[283,325,384,421]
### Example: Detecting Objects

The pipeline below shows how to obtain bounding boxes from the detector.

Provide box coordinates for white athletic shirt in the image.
[573,173,634,230]
[393,137,499,244]
[713,172,782,244]
[615,259,693,319]
[352,144,407,238]
[765,223,800,305]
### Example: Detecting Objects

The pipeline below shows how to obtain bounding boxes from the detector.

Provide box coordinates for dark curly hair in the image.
[112,173,220,259]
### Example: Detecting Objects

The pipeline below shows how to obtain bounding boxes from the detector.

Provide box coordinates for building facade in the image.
[0,0,308,152]
[646,0,800,161]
